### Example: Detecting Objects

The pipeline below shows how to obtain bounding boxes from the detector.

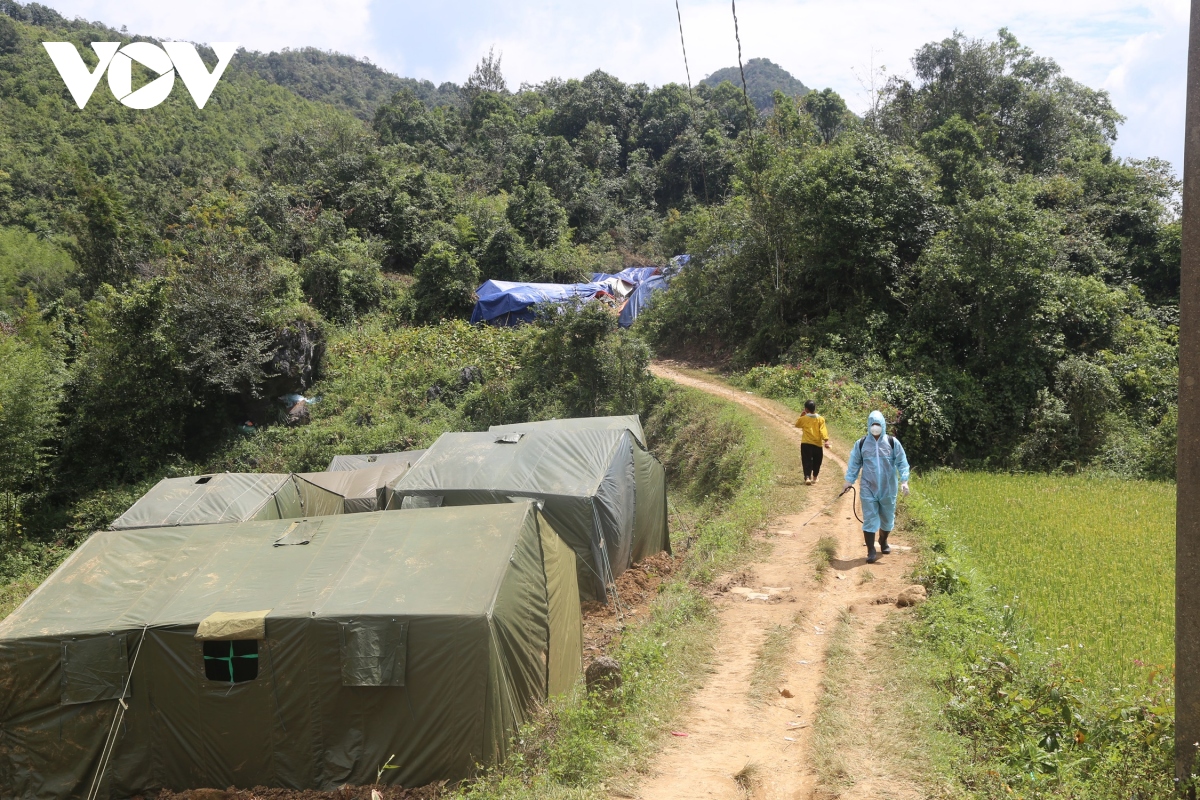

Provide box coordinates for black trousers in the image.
[801,443,824,479]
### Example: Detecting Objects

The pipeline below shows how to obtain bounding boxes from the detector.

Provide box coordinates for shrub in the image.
[299,237,388,322]
[471,303,652,425]
[412,241,480,322]
[874,375,952,463]
[507,180,568,249]
[0,333,63,538]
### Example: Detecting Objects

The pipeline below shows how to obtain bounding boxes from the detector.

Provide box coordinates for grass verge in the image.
[748,622,799,703]
[812,610,857,792]
[455,377,790,799]
[811,604,964,798]
[884,486,1176,799]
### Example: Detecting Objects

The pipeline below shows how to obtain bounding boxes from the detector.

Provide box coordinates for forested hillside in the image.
[650,30,1180,477]
[0,0,759,552]
[0,0,1181,568]
[702,57,810,111]
[234,47,462,120]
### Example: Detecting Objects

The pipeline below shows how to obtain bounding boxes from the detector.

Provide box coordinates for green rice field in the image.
[919,471,1175,687]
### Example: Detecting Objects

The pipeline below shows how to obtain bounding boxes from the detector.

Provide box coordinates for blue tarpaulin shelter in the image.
[472,257,688,328]
[470,280,613,326]
[590,264,681,327]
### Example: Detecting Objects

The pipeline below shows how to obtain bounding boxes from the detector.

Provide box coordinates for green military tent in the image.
[109,473,314,530]
[487,415,667,563]
[490,415,646,447]
[326,449,428,472]
[389,428,669,602]
[0,503,581,799]
[293,461,412,514]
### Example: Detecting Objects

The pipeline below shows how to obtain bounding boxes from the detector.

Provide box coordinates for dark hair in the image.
[804,400,816,412]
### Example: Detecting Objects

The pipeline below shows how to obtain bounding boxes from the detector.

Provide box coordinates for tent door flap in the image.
[340,619,408,686]
[61,634,129,705]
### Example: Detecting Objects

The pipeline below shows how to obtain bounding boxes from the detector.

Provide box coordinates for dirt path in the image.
[636,362,925,800]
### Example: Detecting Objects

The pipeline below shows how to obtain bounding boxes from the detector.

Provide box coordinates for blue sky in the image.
[44,0,1189,173]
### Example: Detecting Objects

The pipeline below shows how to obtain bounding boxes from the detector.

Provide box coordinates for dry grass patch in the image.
[748,622,798,703]
[811,535,839,581]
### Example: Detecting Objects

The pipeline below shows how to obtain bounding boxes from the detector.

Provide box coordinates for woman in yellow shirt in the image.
[794,400,831,485]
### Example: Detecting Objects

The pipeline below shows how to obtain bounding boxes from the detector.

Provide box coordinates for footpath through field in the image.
[638,362,925,800]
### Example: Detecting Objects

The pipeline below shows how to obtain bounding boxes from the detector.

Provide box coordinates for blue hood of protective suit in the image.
[867,410,887,436]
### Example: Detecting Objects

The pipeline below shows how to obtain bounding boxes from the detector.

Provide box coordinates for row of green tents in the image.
[0,416,668,798]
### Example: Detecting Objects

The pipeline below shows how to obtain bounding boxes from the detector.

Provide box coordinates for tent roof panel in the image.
[326,449,428,472]
[296,462,409,502]
[0,505,539,641]
[470,280,612,324]
[395,429,629,499]
[489,415,647,447]
[109,473,293,530]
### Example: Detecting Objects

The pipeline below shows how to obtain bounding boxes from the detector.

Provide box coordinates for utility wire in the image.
[729,0,784,310]
[674,0,693,90]
[731,0,756,145]
[674,0,710,202]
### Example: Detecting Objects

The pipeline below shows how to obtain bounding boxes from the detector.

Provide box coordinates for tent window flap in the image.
[203,640,259,683]
[61,635,129,706]
[341,620,408,687]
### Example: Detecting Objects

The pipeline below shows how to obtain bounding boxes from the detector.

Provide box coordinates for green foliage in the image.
[0,226,76,312]
[237,47,461,122]
[0,331,63,537]
[800,88,850,144]
[903,484,1175,797]
[701,58,810,112]
[212,318,524,473]
[732,363,891,426]
[372,88,447,147]
[62,281,194,484]
[411,241,479,322]
[507,181,568,249]
[299,236,388,322]
[649,28,1179,472]
[644,382,751,506]
[472,304,652,425]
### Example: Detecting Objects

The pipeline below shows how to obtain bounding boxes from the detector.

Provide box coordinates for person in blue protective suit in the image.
[843,410,911,564]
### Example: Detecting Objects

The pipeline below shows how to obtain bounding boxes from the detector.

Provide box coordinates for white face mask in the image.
[870,424,883,437]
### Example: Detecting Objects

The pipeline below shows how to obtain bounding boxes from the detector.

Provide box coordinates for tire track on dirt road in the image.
[636,361,926,800]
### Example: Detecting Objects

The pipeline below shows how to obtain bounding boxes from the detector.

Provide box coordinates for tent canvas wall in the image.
[390,428,668,601]
[326,449,428,472]
[487,416,668,562]
[0,504,581,799]
[294,462,412,514]
[110,473,304,530]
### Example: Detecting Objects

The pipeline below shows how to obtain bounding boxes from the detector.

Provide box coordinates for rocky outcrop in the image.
[268,320,324,392]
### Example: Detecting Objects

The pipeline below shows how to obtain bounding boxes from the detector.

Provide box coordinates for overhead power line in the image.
[673,0,709,201]
[674,0,693,90]
[731,0,756,145]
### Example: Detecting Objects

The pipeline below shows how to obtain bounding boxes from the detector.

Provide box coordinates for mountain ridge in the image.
[702,57,810,112]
